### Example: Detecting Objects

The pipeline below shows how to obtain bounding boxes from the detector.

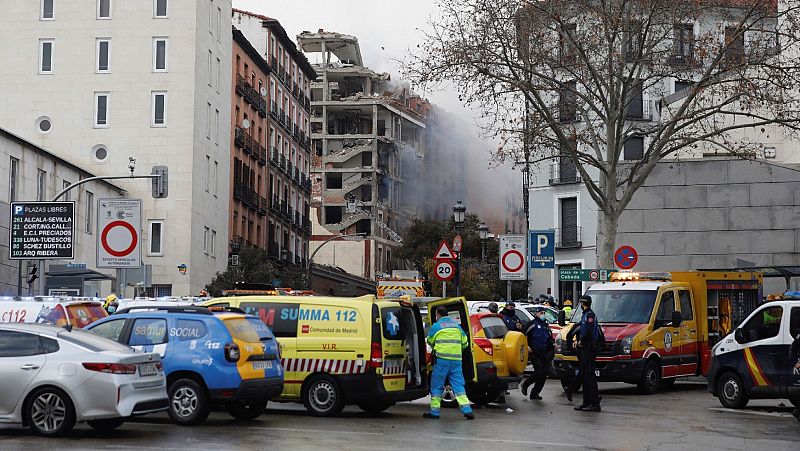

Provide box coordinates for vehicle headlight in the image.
[621,336,633,355]
[555,336,562,353]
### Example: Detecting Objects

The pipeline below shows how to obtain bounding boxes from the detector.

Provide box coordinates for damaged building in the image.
[298,30,429,280]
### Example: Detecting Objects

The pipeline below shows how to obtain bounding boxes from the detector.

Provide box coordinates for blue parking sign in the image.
[529,230,555,269]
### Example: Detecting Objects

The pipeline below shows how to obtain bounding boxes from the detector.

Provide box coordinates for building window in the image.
[624,136,644,160]
[148,220,163,255]
[724,27,746,67]
[85,191,93,234]
[41,0,54,20]
[92,144,109,162]
[97,0,111,19]
[559,23,577,64]
[216,58,221,93]
[214,109,219,145]
[154,0,167,17]
[205,155,210,192]
[206,102,212,139]
[96,38,110,73]
[559,197,579,247]
[625,79,644,119]
[208,0,213,35]
[216,7,221,42]
[39,39,54,74]
[36,116,52,134]
[151,91,166,126]
[62,180,71,202]
[94,92,109,127]
[213,161,218,196]
[9,157,19,202]
[36,169,46,201]
[559,81,577,122]
[153,38,167,72]
[207,50,212,87]
[210,230,216,257]
[673,23,694,61]
[203,227,209,254]
[674,80,693,94]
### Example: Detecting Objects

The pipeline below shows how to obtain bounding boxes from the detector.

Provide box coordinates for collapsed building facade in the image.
[298,31,429,280]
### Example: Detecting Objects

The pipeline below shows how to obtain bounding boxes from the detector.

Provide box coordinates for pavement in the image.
[1,380,798,450]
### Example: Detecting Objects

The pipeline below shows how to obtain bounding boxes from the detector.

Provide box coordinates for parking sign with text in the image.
[9,202,75,260]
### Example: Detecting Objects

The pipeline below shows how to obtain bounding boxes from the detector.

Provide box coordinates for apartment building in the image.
[0,0,233,296]
[297,30,428,280]
[1,127,124,296]
[232,11,315,268]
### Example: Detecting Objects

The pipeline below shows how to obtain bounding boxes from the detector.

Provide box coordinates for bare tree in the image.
[407,0,800,266]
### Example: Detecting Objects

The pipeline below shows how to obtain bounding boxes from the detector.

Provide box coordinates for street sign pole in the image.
[442,281,446,297]
[507,280,512,303]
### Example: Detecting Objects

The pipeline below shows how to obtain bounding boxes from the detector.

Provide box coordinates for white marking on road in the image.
[250,427,382,436]
[708,407,794,418]
[434,435,586,448]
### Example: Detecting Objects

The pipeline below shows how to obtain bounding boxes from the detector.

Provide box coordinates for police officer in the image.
[500,301,523,332]
[521,306,555,400]
[574,295,601,412]
[425,306,474,420]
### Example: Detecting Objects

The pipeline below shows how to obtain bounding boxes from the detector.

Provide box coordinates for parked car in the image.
[466,312,528,405]
[0,322,167,436]
[0,297,108,328]
[86,305,283,425]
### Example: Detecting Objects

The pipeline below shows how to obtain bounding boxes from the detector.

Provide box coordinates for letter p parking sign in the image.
[529,230,555,269]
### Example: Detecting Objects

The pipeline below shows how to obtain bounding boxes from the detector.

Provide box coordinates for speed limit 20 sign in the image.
[434,260,455,281]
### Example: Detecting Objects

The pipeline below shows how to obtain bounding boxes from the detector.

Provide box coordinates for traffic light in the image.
[151,165,168,198]
[27,264,38,287]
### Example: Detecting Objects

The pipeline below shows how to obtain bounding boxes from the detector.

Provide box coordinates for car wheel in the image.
[717,372,748,409]
[638,361,661,395]
[226,400,267,421]
[25,387,76,437]
[87,418,125,431]
[357,401,394,414]
[303,375,345,417]
[466,383,500,406]
[168,378,210,426]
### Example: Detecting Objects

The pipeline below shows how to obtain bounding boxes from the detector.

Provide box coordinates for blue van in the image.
[86,306,283,425]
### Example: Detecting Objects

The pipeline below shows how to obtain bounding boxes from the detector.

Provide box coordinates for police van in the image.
[0,296,107,328]
[707,297,800,409]
[203,294,431,416]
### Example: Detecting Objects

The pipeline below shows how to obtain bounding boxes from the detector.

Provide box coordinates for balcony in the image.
[278,66,285,81]
[271,57,277,71]
[294,211,301,227]
[302,216,312,235]
[270,147,280,168]
[287,161,294,177]
[271,195,281,214]
[233,182,259,210]
[257,146,267,166]
[267,241,279,259]
[235,75,248,97]
[259,196,268,214]
[304,96,311,111]
[549,159,582,185]
[278,109,286,126]
[270,100,278,118]
[555,226,582,249]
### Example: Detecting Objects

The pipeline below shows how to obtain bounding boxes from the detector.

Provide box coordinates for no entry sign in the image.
[97,199,142,268]
[499,234,527,281]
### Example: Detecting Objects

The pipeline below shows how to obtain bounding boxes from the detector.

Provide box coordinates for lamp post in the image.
[305,233,366,290]
[479,223,489,263]
[453,201,466,297]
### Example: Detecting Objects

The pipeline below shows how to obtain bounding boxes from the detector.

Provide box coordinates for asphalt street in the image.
[1,380,798,450]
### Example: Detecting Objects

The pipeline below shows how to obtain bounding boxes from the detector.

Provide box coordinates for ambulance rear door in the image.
[426,297,476,383]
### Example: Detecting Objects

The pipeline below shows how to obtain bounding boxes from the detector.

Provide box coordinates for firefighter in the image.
[573,295,602,412]
[424,306,474,420]
[103,294,119,314]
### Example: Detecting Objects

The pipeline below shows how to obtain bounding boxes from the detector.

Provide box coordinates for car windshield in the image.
[58,328,134,353]
[479,316,507,339]
[223,317,263,343]
[570,290,658,324]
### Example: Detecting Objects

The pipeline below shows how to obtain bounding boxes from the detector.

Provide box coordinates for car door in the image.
[736,305,784,396]
[87,317,130,343]
[128,317,169,357]
[676,289,698,376]
[0,330,46,415]
[783,306,800,398]
[652,289,682,378]
[426,297,476,383]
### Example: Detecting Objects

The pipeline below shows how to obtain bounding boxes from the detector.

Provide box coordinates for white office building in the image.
[0,0,233,296]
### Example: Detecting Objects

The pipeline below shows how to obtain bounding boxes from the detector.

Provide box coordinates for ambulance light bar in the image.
[609,272,672,282]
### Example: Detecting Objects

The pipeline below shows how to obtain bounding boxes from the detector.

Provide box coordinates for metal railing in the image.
[549,159,582,185]
[555,226,582,249]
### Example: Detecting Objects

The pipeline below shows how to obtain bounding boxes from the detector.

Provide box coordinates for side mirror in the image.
[671,311,682,328]
[557,310,566,327]
[734,328,745,344]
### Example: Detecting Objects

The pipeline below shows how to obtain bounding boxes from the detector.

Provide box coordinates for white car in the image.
[0,323,167,436]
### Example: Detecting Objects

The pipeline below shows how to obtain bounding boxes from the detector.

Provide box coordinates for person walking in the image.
[424,306,474,420]
[500,301,523,332]
[573,295,602,412]
[521,306,555,400]
[561,300,573,320]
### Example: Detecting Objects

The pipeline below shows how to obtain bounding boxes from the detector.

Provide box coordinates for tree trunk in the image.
[596,211,619,269]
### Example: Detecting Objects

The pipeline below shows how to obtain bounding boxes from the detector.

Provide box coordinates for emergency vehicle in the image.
[707,296,800,409]
[376,274,425,298]
[0,296,107,328]
[203,294,430,416]
[553,271,762,394]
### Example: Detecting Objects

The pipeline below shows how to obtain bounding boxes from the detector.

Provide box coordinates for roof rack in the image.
[207,306,247,314]
[114,305,213,315]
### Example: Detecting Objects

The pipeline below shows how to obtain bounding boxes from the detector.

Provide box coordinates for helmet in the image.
[564,300,572,307]
[103,294,117,309]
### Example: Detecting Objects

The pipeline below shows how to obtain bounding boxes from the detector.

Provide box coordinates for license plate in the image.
[138,363,158,377]
[508,381,519,390]
[253,360,273,370]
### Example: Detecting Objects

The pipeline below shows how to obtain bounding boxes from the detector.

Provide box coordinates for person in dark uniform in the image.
[521,306,555,399]
[574,295,601,412]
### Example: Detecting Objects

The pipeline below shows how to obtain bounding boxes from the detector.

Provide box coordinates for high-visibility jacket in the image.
[427,317,468,361]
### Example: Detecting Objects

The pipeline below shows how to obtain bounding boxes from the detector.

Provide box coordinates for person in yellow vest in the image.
[424,306,474,420]
[562,300,573,320]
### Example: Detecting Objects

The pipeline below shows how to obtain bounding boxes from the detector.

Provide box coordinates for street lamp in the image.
[452,201,466,297]
[305,233,366,290]
[479,223,489,263]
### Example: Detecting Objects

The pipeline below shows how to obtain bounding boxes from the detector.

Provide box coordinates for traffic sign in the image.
[614,245,638,270]
[9,202,75,260]
[452,234,463,252]
[529,230,555,269]
[499,235,527,280]
[434,240,455,261]
[559,268,617,281]
[434,260,456,281]
[97,199,142,268]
